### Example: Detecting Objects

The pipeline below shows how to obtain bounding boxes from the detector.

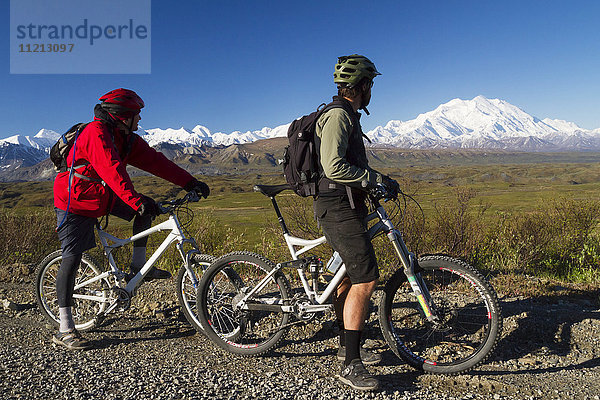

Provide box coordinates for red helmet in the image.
[99,88,144,119]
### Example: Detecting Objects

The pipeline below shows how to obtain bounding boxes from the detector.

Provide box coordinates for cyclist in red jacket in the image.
[52,88,209,350]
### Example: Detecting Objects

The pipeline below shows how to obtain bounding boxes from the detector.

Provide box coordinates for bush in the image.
[0,210,59,265]
[482,198,600,280]
[267,186,600,283]
[4,186,600,284]
[154,210,250,272]
[426,187,489,259]
[190,210,249,256]
[0,207,251,274]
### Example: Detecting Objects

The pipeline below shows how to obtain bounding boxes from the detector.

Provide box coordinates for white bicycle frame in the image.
[284,233,341,306]
[282,207,408,308]
[71,198,201,315]
[252,185,436,320]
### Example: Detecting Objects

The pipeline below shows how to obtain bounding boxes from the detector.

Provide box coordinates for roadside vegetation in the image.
[2,158,600,296]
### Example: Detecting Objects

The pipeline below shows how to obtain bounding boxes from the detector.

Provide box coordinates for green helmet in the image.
[333,54,381,88]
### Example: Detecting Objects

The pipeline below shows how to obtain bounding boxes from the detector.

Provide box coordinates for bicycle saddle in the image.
[253,184,291,197]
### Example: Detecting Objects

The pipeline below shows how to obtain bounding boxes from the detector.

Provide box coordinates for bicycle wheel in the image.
[176,253,216,332]
[196,251,291,356]
[379,255,501,374]
[35,250,110,331]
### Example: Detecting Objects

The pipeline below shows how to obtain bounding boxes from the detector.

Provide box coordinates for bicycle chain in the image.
[265,306,335,334]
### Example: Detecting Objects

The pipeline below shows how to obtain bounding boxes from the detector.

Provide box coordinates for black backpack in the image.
[282,100,350,197]
[50,123,89,173]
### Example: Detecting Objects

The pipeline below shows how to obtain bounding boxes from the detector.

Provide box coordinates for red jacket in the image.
[54,119,196,218]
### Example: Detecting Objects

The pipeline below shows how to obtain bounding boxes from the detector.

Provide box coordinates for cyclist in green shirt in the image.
[315,55,399,391]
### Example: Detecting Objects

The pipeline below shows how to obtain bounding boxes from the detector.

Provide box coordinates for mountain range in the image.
[368,96,600,150]
[2,95,600,180]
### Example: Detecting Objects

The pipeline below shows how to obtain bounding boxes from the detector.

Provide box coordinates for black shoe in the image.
[337,345,382,365]
[52,330,92,350]
[146,267,171,280]
[337,358,379,391]
[127,266,172,282]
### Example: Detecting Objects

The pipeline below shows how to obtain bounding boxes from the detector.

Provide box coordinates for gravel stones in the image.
[1,277,600,399]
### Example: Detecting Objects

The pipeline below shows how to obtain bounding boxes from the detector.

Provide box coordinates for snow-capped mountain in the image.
[0,128,60,170]
[1,128,60,151]
[141,123,290,147]
[366,96,600,150]
[141,126,212,147]
[3,95,600,175]
[0,124,292,170]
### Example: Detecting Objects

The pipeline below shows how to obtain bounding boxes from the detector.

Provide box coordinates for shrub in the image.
[0,210,59,266]
[155,210,250,272]
[483,198,600,279]
[5,185,600,285]
[427,187,489,259]
[190,210,249,256]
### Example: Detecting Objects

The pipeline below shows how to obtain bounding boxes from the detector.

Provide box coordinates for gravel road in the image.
[1,266,600,400]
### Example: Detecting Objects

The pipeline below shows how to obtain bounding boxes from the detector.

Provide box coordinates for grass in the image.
[3,157,600,295]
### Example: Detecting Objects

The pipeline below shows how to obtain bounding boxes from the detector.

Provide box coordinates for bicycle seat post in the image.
[270,196,289,235]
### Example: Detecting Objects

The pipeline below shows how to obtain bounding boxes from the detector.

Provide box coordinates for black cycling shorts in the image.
[55,208,97,258]
[55,198,138,257]
[315,195,379,284]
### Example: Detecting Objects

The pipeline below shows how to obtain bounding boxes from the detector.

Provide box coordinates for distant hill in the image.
[4,136,600,182]
[3,95,600,181]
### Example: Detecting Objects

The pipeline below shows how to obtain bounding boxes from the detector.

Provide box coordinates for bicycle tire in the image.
[176,253,216,333]
[35,250,110,331]
[196,251,291,356]
[378,255,502,374]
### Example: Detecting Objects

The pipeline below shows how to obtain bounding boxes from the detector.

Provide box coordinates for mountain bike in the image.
[35,191,214,333]
[196,184,502,374]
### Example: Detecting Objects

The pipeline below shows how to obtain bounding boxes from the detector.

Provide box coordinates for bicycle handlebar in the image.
[157,191,200,214]
[361,180,400,202]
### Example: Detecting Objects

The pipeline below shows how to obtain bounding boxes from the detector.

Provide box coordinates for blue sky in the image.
[2,0,600,139]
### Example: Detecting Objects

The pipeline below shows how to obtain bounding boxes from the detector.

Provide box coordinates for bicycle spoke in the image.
[379,256,501,374]
[36,252,109,331]
[197,252,290,355]
[176,254,217,333]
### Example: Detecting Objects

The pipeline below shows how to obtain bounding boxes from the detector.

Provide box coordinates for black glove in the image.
[185,179,210,199]
[137,196,160,217]
[382,175,400,198]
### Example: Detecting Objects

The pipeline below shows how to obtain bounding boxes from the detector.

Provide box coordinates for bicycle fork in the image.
[375,206,440,323]
[178,239,202,288]
[389,231,439,323]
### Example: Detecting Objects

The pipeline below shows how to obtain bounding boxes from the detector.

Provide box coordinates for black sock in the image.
[344,329,361,366]
[337,320,345,347]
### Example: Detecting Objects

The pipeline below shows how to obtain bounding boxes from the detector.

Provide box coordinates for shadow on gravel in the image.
[89,318,196,349]
[269,317,421,392]
[273,321,338,357]
[377,372,421,394]
[483,291,600,376]
[272,318,389,358]
[373,351,421,393]
[474,357,600,377]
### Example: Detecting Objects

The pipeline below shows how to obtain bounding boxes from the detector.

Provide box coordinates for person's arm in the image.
[79,123,143,211]
[317,108,382,189]
[126,134,197,188]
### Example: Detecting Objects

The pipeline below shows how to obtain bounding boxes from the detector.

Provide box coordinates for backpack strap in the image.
[72,163,89,170]
[72,171,103,183]
[314,97,361,208]
[66,124,105,185]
